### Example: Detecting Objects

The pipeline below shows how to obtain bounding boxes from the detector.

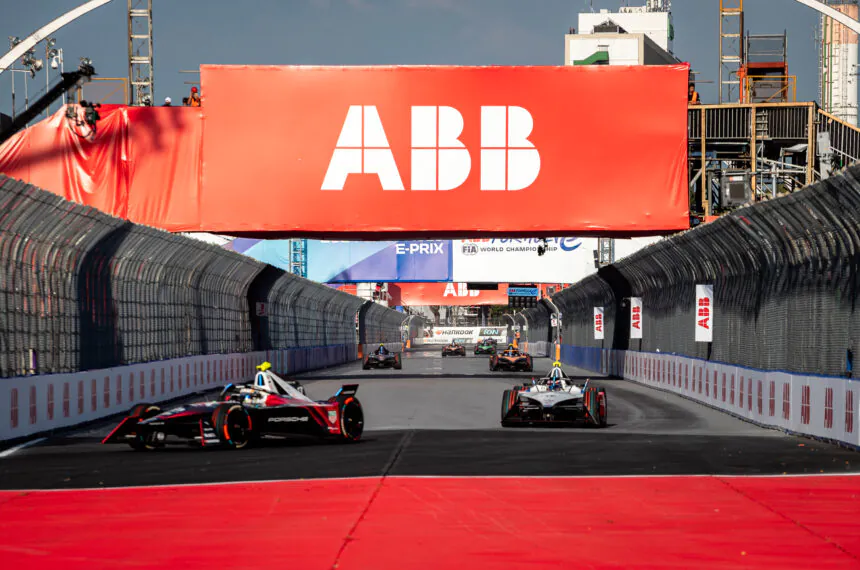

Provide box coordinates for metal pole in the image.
[24,72,28,111]
[60,49,65,105]
[45,44,49,117]
[10,71,15,121]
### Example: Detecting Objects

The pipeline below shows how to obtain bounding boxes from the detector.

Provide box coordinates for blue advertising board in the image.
[507,287,539,297]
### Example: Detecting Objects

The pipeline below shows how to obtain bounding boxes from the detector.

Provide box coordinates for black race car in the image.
[102,363,363,450]
[489,345,533,372]
[363,345,403,370]
[442,342,467,357]
[474,338,497,355]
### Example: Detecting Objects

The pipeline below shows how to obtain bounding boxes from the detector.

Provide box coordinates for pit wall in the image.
[559,344,860,449]
[0,344,365,443]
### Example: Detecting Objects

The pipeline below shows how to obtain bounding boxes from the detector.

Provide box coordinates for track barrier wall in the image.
[0,176,404,442]
[524,165,860,448]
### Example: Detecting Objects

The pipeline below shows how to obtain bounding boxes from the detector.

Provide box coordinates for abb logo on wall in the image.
[695,285,714,342]
[594,307,605,340]
[322,105,539,192]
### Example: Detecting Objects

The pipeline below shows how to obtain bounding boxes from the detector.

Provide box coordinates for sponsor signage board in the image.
[424,327,507,345]
[594,307,605,340]
[695,285,713,342]
[630,297,643,339]
[199,64,690,237]
[388,283,508,306]
[507,286,540,297]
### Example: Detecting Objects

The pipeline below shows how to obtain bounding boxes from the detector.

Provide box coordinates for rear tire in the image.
[127,404,161,451]
[212,403,253,449]
[340,398,364,442]
[500,389,519,424]
[596,388,608,428]
[393,355,402,370]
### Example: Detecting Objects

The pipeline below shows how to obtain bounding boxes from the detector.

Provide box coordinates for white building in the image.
[566,5,678,67]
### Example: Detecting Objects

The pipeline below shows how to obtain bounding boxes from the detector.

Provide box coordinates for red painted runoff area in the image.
[0,476,857,569]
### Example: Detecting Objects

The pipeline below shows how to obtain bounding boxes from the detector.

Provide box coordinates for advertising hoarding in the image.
[198,64,690,237]
[695,285,714,342]
[630,297,643,339]
[594,307,605,340]
[388,283,508,306]
[422,327,507,345]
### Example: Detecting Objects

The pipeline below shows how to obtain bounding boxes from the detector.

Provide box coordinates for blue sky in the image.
[0,0,825,116]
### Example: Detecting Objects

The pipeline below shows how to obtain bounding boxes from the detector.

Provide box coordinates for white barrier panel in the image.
[567,347,859,448]
[618,351,860,449]
[0,352,266,442]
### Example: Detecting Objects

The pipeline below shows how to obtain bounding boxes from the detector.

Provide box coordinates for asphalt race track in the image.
[0,349,857,489]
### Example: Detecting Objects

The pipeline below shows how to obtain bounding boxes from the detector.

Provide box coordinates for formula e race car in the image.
[442,342,467,357]
[489,345,533,372]
[363,344,402,370]
[500,362,607,427]
[474,338,497,355]
[102,362,363,450]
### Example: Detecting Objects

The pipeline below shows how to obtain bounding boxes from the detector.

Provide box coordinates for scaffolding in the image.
[127,0,153,106]
[289,239,307,278]
[719,0,744,103]
[687,102,860,216]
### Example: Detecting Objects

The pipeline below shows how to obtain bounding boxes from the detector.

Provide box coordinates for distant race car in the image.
[363,344,403,370]
[500,362,608,427]
[102,362,364,450]
[442,342,467,357]
[489,345,533,372]
[474,338,497,355]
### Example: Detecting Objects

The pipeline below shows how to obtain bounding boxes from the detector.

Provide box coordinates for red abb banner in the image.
[0,65,689,237]
[199,65,689,237]
[388,283,509,306]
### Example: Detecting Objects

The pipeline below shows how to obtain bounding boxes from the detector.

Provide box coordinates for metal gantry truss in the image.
[127,0,153,106]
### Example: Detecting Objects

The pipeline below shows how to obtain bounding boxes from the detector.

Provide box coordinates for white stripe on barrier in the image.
[561,347,860,449]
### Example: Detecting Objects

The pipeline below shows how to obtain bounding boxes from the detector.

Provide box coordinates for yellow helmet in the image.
[553,361,562,368]
[256,361,272,372]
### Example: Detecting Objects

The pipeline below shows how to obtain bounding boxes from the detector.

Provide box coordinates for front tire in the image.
[127,404,161,451]
[212,403,253,449]
[340,398,364,442]
[393,355,402,370]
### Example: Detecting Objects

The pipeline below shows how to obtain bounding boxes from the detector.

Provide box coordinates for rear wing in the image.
[335,384,359,398]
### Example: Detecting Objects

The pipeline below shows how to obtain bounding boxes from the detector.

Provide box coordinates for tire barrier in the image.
[0,176,404,441]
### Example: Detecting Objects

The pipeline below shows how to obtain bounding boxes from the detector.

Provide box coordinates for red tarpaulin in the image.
[0,105,202,224]
[0,65,690,237]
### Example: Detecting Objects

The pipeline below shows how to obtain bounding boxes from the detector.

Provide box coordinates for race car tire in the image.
[597,388,608,428]
[339,398,364,442]
[127,404,162,451]
[393,354,402,370]
[212,403,253,449]
[500,389,515,422]
[362,358,370,370]
[525,356,533,372]
[442,352,447,357]
[489,359,496,371]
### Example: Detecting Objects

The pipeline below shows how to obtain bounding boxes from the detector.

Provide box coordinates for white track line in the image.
[2,471,859,493]
[0,438,46,459]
